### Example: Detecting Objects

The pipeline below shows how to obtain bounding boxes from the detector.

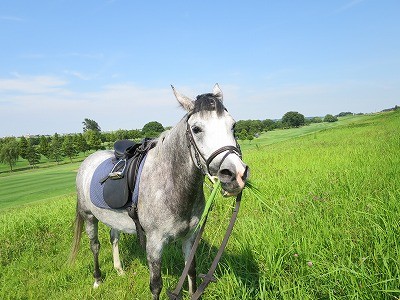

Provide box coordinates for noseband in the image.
[185,115,242,178]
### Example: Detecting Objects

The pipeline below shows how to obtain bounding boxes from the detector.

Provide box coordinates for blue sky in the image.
[1,0,399,137]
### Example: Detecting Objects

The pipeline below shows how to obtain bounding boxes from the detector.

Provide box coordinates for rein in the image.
[168,192,242,300]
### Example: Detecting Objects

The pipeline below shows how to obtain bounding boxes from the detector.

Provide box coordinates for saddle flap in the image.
[103,175,130,209]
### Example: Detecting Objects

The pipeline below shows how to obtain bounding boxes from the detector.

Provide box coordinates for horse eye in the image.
[192,126,203,134]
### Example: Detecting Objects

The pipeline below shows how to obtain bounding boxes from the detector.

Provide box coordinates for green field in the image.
[0,111,399,299]
[0,151,93,174]
[0,162,78,209]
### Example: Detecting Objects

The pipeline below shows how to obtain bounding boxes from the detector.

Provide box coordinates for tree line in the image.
[235,112,342,141]
[0,111,346,172]
[0,119,166,171]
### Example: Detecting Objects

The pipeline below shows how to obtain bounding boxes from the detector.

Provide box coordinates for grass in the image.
[239,114,368,151]
[0,111,399,299]
[0,162,79,209]
[0,151,92,174]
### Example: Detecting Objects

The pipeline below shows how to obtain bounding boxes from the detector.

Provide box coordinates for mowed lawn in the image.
[0,163,78,209]
[0,110,399,299]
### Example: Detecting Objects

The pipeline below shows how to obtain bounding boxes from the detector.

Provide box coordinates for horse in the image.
[70,84,249,299]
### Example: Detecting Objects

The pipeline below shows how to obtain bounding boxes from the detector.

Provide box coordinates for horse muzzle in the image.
[218,159,250,197]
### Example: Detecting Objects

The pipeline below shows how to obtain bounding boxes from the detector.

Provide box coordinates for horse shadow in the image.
[118,234,260,297]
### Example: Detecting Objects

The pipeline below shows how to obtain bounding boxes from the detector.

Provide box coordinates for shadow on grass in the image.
[117,234,260,298]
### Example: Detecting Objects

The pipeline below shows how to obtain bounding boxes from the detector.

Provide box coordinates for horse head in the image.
[172,84,249,196]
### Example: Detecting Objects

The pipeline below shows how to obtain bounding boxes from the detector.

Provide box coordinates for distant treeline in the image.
[234,111,353,141]
[0,120,166,171]
[0,110,372,171]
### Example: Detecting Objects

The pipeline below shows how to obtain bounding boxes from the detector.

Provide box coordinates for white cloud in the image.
[58,52,105,60]
[0,15,25,22]
[1,73,398,137]
[0,74,182,136]
[336,0,365,12]
[0,74,68,94]
[64,70,95,81]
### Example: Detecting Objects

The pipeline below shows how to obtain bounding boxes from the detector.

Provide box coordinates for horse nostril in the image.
[219,169,234,182]
[242,166,250,181]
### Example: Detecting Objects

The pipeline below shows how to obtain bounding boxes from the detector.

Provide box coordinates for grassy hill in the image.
[0,111,399,299]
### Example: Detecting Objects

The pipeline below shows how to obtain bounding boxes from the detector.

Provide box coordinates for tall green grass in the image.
[0,111,399,299]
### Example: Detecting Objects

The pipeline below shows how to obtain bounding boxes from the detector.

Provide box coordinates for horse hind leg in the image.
[110,228,124,275]
[85,214,102,288]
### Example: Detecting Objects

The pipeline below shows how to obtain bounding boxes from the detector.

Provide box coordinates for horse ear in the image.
[212,83,223,102]
[171,85,195,112]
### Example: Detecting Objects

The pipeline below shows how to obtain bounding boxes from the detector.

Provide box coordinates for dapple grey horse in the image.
[70,84,249,299]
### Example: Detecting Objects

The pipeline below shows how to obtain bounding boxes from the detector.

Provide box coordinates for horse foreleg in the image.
[85,215,102,288]
[182,236,197,295]
[146,236,165,300]
[110,228,124,275]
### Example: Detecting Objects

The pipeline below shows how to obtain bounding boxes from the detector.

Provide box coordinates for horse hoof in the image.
[116,269,125,276]
[93,280,101,289]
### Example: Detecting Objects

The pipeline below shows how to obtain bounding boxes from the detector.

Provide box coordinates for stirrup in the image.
[108,159,127,179]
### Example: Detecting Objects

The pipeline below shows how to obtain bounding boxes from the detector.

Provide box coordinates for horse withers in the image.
[70,84,249,300]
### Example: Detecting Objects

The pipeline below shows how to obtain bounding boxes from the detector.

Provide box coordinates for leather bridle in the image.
[185,114,242,179]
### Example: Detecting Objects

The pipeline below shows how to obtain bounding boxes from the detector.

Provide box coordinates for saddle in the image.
[100,138,156,248]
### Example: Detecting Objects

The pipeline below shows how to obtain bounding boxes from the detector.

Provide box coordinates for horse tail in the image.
[69,204,85,265]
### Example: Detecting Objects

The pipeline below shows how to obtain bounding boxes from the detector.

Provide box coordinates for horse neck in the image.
[156,117,204,194]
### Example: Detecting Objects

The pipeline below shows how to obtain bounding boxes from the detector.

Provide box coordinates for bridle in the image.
[185,113,242,180]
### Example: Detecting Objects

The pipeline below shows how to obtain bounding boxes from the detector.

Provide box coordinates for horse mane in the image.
[192,93,226,116]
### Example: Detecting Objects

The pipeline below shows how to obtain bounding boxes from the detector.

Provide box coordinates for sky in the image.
[0,0,399,137]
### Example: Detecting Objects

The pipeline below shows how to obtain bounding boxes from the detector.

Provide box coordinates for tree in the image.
[26,139,41,168]
[142,121,164,137]
[0,140,19,171]
[74,133,90,153]
[114,129,130,140]
[310,117,323,123]
[235,120,263,140]
[262,119,277,131]
[62,135,78,162]
[128,129,142,140]
[82,118,101,132]
[19,136,29,159]
[337,112,353,117]
[237,129,249,141]
[84,130,103,150]
[282,111,305,128]
[38,135,50,159]
[49,133,64,164]
[324,114,338,122]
